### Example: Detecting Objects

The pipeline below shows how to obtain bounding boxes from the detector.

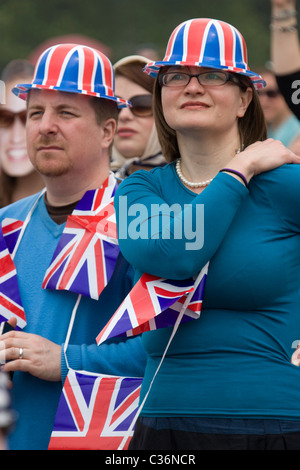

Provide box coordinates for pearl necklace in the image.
[175,147,242,189]
[175,159,213,188]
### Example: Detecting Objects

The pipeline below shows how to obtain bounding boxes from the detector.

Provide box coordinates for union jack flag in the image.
[96,264,208,345]
[43,175,120,299]
[0,219,26,330]
[1,218,25,256]
[48,369,142,450]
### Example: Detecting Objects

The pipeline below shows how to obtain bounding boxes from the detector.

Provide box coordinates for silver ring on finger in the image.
[19,347,23,359]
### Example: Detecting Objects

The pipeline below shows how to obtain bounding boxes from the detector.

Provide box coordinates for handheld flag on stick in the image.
[96,264,208,345]
[48,369,142,450]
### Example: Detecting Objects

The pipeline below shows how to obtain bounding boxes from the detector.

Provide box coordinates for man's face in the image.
[26,89,112,181]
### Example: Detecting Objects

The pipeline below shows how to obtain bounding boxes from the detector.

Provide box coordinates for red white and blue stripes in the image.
[13,44,129,107]
[0,219,26,330]
[144,18,266,90]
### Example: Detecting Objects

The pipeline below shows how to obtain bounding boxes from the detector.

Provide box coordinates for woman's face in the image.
[160,66,252,137]
[114,76,154,159]
[0,79,35,177]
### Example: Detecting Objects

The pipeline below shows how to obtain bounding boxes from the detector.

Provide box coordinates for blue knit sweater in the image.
[0,194,146,450]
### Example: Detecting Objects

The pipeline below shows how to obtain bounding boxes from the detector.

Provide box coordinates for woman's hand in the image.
[226,139,300,185]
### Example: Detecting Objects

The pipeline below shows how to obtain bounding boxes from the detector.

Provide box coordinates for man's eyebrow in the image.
[27,104,44,110]
[27,103,80,112]
[55,104,80,111]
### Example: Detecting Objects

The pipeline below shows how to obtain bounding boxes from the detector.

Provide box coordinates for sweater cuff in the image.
[61,343,83,383]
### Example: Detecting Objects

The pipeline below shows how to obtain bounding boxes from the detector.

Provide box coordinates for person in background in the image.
[0,60,44,207]
[111,55,166,178]
[115,18,300,450]
[270,0,300,119]
[258,66,300,153]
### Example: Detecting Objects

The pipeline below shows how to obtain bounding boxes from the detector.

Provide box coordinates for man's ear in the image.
[101,118,117,149]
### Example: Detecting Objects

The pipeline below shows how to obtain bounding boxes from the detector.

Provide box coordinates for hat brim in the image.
[12,83,130,108]
[143,61,266,90]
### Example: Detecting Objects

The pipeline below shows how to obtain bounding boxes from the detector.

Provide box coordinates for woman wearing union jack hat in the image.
[115,18,300,450]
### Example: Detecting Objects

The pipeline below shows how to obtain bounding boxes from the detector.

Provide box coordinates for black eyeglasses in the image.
[257,89,281,99]
[118,94,153,117]
[159,70,240,88]
[0,109,27,128]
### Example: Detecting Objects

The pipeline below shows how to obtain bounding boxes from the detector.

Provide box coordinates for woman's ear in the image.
[237,87,253,118]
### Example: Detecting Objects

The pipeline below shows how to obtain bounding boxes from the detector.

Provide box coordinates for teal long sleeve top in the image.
[114,162,300,420]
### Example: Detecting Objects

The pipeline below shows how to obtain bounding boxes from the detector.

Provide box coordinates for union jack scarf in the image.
[0,173,119,329]
[42,174,119,299]
[0,218,26,330]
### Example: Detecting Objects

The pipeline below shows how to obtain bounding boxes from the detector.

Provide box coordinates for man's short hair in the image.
[90,96,119,125]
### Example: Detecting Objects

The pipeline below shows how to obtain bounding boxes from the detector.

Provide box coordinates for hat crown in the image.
[13,43,129,106]
[144,18,266,90]
[32,43,114,96]
[164,18,249,72]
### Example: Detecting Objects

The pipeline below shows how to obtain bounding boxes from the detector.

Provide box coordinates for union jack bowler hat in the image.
[144,18,266,90]
[12,43,130,108]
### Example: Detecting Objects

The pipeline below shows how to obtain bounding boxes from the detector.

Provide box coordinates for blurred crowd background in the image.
[0,0,273,73]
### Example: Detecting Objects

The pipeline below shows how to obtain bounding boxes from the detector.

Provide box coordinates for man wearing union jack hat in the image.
[0,44,146,449]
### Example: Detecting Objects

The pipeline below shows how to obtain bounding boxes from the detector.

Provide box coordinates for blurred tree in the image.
[0,0,272,72]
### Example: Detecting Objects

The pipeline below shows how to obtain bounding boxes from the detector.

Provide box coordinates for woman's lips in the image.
[117,127,137,138]
[6,148,28,161]
[181,101,210,109]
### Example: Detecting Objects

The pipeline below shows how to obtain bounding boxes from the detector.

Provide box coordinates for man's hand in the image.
[0,328,62,382]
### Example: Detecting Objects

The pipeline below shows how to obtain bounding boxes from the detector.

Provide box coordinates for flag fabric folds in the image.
[42,174,120,299]
[96,265,208,345]
[0,219,26,330]
[48,369,142,450]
